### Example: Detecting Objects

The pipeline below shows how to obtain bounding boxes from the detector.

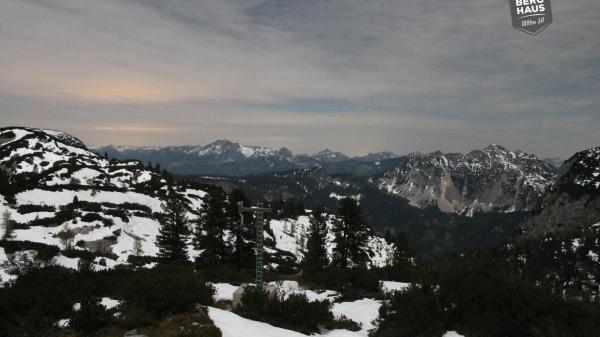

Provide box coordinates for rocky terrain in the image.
[377,145,556,214]
[522,146,600,238]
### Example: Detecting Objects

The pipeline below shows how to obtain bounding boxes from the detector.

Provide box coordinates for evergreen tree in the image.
[194,187,230,266]
[331,198,369,268]
[77,255,95,274]
[226,189,255,269]
[156,189,190,264]
[384,229,393,243]
[302,208,329,275]
[392,231,414,267]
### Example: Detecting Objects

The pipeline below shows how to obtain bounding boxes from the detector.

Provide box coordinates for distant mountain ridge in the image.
[93,140,398,176]
[96,141,557,215]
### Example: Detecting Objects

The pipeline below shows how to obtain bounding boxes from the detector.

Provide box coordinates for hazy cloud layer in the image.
[0,0,598,157]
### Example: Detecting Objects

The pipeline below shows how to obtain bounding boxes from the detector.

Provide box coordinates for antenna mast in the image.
[238,201,271,287]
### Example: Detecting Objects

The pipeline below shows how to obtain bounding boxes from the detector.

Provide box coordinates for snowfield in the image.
[380,280,411,294]
[268,216,393,268]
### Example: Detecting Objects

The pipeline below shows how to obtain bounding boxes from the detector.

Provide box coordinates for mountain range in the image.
[93,141,397,176]
[2,126,598,256]
[96,141,557,215]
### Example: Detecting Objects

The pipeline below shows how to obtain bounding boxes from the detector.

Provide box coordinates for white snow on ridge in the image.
[16,189,164,212]
[331,298,382,334]
[209,307,307,337]
[269,280,339,302]
[268,216,392,268]
[212,283,239,302]
[380,280,411,294]
[443,332,465,337]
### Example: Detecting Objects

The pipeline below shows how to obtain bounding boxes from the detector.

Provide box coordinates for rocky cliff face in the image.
[377,145,556,215]
[522,147,600,238]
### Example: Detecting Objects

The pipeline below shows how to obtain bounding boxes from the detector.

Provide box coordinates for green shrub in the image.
[372,266,600,337]
[69,296,114,334]
[303,266,380,300]
[115,265,215,320]
[17,204,55,214]
[81,212,103,223]
[234,287,333,334]
[325,315,362,331]
[0,240,60,261]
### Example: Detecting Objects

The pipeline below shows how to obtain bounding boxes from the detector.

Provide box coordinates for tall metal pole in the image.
[255,203,264,286]
[238,202,271,288]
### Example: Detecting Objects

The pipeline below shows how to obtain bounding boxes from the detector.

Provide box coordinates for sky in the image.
[0,0,598,158]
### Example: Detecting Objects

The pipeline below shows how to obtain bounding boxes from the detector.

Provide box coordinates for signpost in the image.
[238,202,271,288]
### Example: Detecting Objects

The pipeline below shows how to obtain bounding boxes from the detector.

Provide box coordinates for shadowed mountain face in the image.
[523,147,600,238]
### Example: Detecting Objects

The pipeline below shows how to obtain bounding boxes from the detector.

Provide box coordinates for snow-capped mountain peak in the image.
[311,149,349,163]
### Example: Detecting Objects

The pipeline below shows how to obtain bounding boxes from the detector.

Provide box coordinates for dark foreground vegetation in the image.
[372,266,600,337]
[1,182,599,337]
[233,287,360,334]
[0,264,219,337]
[371,226,600,337]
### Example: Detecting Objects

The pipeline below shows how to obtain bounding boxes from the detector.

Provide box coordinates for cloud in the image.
[0,0,598,158]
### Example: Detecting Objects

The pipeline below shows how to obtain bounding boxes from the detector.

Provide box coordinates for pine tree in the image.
[392,231,414,267]
[77,255,95,273]
[194,187,229,266]
[331,198,369,268]
[156,189,190,264]
[302,208,329,275]
[226,189,255,269]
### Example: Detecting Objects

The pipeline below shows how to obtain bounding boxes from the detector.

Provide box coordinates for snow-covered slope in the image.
[0,127,207,276]
[268,215,393,268]
[0,127,393,282]
[377,145,556,214]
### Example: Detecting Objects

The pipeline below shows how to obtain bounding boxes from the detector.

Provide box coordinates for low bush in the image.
[324,315,362,332]
[69,296,115,335]
[303,266,380,300]
[372,266,600,337]
[195,264,252,284]
[114,265,215,324]
[17,204,56,214]
[81,212,103,223]
[234,287,333,334]
[0,240,60,261]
